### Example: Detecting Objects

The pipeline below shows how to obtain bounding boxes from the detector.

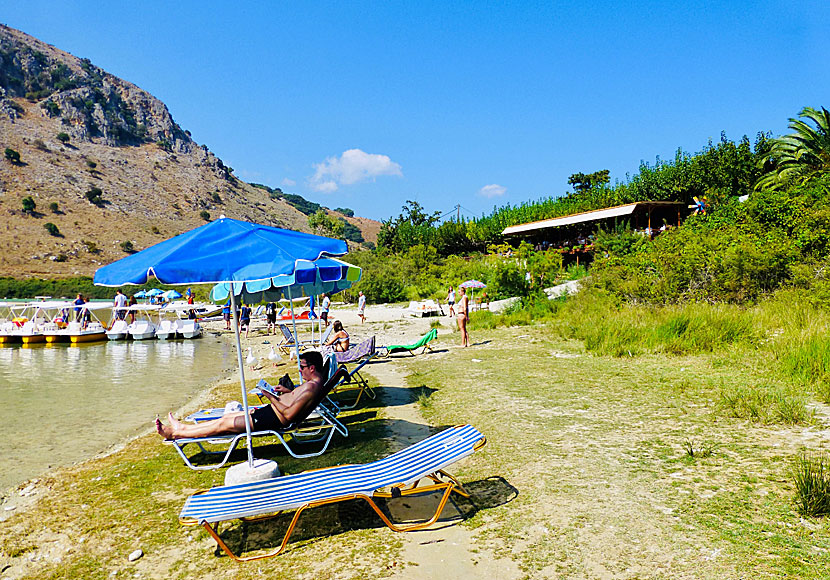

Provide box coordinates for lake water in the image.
[0,336,236,492]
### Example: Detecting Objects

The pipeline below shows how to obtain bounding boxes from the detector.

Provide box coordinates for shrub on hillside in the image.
[56,132,70,144]
[5,148,21,163]
[120,240,134,253]
[21,196,36,214]
[85,187,104,205]
[44,222,61,236]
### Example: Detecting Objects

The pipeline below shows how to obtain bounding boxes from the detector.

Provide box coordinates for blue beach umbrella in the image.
[145,288,164,296]
[133,290,147,298]
[94,217,348,466]
[161,289,182,300]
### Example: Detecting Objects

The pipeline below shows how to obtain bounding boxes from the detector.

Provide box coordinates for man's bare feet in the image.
[167,412,184,430]
[155,417,173,439]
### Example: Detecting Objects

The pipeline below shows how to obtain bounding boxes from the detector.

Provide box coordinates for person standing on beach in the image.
[265,301,277,334]
[222,300,231,330]
[357,291,366,323]
[239,302,251,337]
[447,286,455,317]
[457,287,470,347]
[320,293,331,326]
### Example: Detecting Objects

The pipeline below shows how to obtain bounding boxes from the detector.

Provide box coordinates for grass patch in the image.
[394,323,830,578]
[791,451,830,518]
[0,370,402,579]
[718,382,811,424]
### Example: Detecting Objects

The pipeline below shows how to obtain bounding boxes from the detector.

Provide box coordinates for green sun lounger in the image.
[382,328,438,356]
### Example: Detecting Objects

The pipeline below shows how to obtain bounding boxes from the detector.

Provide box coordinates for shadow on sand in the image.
[211,475,518,559]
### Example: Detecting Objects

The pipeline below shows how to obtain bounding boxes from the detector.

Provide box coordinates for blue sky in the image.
[3,1,829,222]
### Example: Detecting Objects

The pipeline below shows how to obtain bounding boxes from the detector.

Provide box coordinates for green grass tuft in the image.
[792,451,830,517]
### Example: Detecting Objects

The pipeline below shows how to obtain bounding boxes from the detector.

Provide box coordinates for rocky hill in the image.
[0,25,378,279]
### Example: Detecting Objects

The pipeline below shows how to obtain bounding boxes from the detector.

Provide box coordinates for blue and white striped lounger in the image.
[179,424,486,561]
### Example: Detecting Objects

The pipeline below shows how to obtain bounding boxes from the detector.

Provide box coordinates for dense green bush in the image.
[44,222,60,236]
[85,186,103,205]
[4,148,21,163]
[21,196,36,213]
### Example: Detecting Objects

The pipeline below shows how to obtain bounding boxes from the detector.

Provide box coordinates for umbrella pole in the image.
[287,285,302,383]
[230,290,255,467]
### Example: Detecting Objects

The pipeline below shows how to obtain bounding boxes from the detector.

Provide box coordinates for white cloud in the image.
[309,149,402,193]
[281,178,296,187]
[479,184,507,198]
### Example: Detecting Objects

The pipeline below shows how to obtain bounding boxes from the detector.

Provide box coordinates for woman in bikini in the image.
[457,287,470,347]
[324,320,350,352]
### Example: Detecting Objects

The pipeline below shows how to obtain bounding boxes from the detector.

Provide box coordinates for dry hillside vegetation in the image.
[0,25,376,279]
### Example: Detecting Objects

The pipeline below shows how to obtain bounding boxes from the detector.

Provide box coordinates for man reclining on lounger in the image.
[155,351,326,440]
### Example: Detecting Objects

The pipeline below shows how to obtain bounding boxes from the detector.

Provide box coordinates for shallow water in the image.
[0,336,236,492]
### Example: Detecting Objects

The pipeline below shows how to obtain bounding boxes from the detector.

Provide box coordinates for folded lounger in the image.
[179,424,486,561]
[277,323,333,354]
[381,328,438,357]
[164,368,350,470]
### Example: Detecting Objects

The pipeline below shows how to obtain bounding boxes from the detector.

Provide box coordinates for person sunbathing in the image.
[155,351,326,440]
[323,320,350,352]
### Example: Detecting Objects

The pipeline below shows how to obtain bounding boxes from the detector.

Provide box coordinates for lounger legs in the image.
[199,471,470,561]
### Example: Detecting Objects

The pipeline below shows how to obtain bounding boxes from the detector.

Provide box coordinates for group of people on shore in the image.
[155,285,479,441]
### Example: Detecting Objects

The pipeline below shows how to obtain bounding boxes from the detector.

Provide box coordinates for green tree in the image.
[756,106,830,191]
[44,222,60,236]
[567,169,610,193]
[200,210,211,221]
[4,148,21,163]
[49,202,59,213]
[56,132,70,145]
[21,196,36,213]
[120,240,134,253]
[307,209,344,237]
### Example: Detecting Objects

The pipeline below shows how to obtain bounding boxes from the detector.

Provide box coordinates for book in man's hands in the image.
[257,375,294,398]
[256,380,281,398]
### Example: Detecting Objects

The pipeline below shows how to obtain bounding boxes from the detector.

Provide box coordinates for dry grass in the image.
[397,324,830,578]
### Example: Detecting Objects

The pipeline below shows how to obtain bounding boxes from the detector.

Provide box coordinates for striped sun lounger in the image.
[179,424,486,561]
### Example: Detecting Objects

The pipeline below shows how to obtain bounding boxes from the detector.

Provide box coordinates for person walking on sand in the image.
[447,286,455,317]
[457,287,470,347]
[357,291,366,323]
[155,351,326,439]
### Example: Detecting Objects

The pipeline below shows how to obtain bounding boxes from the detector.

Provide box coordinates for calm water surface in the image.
[0,337,236,491]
